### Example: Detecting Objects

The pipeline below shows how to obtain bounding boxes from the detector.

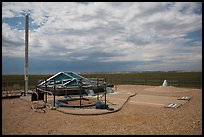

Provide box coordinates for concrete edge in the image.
[55,92,137,115]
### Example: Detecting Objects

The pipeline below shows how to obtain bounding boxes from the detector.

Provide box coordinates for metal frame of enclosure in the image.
[30,72,108,111]
[37,72,106,96]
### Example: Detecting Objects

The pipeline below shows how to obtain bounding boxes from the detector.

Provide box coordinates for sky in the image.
[2,2,202,74]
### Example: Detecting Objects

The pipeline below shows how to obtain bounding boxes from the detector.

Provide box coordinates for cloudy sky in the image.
[2,2,202,74]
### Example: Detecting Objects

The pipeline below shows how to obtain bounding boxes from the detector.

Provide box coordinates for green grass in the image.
[2,72,202,90]
[2,74,52,91]
[2,74,52,81]
[81,72,202,88]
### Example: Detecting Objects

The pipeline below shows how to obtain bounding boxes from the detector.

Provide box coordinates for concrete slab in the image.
[19,89,189,115]
[20,90,137,115]
[128,94,188,107]
[56,90,137,115]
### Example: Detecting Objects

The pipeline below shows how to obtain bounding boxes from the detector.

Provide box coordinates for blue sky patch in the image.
[183,29,202,46]
[3,16,41,30]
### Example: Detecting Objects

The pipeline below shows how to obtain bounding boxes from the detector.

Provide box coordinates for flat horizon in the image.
[2,70,202,75]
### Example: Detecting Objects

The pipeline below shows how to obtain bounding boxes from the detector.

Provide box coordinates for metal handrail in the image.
[36,87,56,109]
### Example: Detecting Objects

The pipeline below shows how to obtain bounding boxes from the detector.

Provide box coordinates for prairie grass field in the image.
[2,72,202,91]
[82,72,202,88]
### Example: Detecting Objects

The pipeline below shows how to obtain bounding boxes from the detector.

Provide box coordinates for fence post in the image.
[6,82,8,96]
[200,78,202,89]
[110,78,112,85]
[97,78,99,101]
[54,80,55,107]
[45,79,47,103]
[6,81,8,91]
[104,78,106,106]
[79,78,82,108]
[20,81,22,91]
[160,78,162,86]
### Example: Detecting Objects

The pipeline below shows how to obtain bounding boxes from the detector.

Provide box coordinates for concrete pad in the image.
[20,89,189,115]
[56,91,137,115]
[20,90,137,115]
[144,86,189,93]
[128,94,188,107]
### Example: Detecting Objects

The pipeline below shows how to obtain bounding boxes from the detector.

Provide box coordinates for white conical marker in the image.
[162,80,168,87]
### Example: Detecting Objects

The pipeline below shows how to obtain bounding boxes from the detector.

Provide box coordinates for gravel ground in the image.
[2,85,202,135]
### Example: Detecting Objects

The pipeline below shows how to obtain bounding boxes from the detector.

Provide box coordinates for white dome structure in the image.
[162,80,168,87]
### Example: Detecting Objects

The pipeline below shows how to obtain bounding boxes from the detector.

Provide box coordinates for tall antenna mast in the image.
[24,14,29,96]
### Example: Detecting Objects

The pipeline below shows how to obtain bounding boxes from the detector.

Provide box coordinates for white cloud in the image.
[2,2,202,71]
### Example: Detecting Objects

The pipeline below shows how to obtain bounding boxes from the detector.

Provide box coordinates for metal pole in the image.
[24,14,29,96]
[97,78,99,101]
[178,79,180,87]
[45,79,47,103]
[54,80,55,107]
[79,78,82,108]
[104,78,106,106]
[65,87,67,98]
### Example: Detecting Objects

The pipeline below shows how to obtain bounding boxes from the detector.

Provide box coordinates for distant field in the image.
[2,72,202,90]
[81,72,202,88]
